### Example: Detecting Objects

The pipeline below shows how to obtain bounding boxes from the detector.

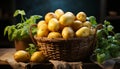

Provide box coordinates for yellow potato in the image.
[14,50,30,62]
[76,12,87,22]
[37,29,49,37]
[76,27,90,37]
[71,20,83,31]
[37,23,49,37]
[48,18,60,32]
[38,23,48,31]
[30,51,46,63]
[83,21,92,28]
[62,27,74,39]
[45,12,57,23]
[55,9,64,19]
[90,28,96,35]
[59,12,75,26]
[37,20,47,29]
[47,32,62,39]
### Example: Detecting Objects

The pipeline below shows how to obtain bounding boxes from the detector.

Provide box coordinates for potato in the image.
[30,51,46,63]
[37,23,49,37]
[83,21,92,28]
[47,32,62,39]
[37,20,47,29]
[76,27,90,37]
[55,9,64,19]
[76,12,87,22]
[90,28,96,35]
[45,12,57,23]
[48,18,60,32]
[62,27,74,39]
[59,12,75,26]
[37,29,49,37]
[71,20,83,31]
[14,50,30,62]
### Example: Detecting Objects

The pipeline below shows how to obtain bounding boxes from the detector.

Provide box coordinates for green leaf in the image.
[31,15,42,19]
[4,26,10,36]
[107,25,114,32]
[16,23,23,29]
[29,15,42,24]
[114,33,120,41]
[97,53,106,63]
[104,20,110,25]
[20,29,25,36]
[26,44,37,56]
[8,27,13,41]
[89,16,97,26]
[11,29,17,40]
[13,10,26,17]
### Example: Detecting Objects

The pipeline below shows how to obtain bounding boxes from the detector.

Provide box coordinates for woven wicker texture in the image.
[34,35,95,61]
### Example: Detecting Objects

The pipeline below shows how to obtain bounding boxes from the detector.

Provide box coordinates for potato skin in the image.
[45,12,57,23]
[76,27,90,37]
[37,23,49,37]
[47,32,62,39]
[76,12,87,22]
[59,12,75,26]
[62,27,74,39]
[55,9,64,19]
[37,20,47,29]
[30,51,46,63]
[71,20,83,31]
[14,50,30,62]
[83,21,92,29]
[48,18,60,32]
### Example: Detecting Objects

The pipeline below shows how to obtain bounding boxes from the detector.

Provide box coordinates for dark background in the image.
[0,0,120,48]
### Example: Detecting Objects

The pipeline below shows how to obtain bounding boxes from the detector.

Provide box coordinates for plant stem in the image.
[21,15,25,22]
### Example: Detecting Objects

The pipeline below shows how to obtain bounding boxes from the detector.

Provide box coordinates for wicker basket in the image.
[30,24,102,62]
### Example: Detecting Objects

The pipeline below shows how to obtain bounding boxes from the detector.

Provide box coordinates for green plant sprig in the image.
[26,44,37,56]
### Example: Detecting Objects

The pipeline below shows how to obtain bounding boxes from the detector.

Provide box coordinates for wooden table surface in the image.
[0,48,119,69]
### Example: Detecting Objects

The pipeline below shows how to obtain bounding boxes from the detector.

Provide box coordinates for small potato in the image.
[71,20,83,31]
[37,20,47,29]
[47,32,62,39]
[76,27,90,37]
[45,12,57,23]
[76,12,87,22]
[37,23,49,37]
[30,51,46,63]
[59,12,75,26]
[90,28,96,35]
[38,23,48,31]
[48,18,60,32]
[37,29,49,37]
[55,9,64,19]
[83,21,92,29]
[14,50,30,62]
[62,27,74,39]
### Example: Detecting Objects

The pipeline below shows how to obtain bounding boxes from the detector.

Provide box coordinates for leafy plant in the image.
[4,10,42,41]
[26,44,37,56]
[90,17,120,63]
[89,16,120,64]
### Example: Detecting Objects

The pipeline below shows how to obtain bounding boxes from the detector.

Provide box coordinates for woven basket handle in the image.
[29,24,37,45]
[94,23,103,38]
[92,24,103,50]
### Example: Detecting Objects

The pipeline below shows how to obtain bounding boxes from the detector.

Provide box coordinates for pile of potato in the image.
[37,9,95,39]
